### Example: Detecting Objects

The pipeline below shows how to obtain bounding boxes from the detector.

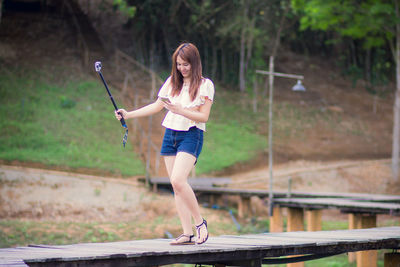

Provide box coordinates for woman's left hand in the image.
[163,102,184,115]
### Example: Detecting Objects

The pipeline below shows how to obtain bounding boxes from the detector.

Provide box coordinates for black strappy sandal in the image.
[170,234,195,245]
[195,218,209,245]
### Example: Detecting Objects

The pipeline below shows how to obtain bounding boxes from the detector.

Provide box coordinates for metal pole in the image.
[256,70,304,80]
[255,65,305,216]
[268,56,274,217]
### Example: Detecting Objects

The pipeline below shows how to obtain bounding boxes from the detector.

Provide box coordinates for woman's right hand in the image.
[115,109,128,121]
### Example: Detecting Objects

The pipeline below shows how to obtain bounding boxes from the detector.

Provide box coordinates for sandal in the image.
[195,218,209,245]
[170,234,195,245]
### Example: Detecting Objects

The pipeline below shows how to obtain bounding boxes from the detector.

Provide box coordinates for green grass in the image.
[0,68,145,176]
[198,121,267,173]
[0,66,369,176]
[195,88,339,174]
[0,67,272,176]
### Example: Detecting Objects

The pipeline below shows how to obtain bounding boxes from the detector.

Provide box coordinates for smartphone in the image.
[160,97,171,104]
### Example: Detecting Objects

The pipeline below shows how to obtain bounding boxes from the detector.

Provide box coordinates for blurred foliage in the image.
[89,0,396,92]
[291,0,396,89]
[112,0,136,18]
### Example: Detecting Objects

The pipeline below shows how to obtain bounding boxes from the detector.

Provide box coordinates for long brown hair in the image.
[170,43,202,101]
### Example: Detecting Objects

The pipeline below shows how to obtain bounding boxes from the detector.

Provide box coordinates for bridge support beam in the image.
[287,207,304,232]
[384,252,400,267]
[270,206,284,232]
[348,213,361,263]
[347,213,377,267]
[287,207,305,267]
[209,194,224,208]
[306,209,322,231]
[238,196,251,218]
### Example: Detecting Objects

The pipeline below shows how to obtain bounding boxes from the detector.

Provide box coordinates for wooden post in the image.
[306,209,322,231]
[287,208,304,267]
[357,249,378,267]
[152,183,158,193]
[210,194,224,209]
[348,213,361,263]
[269,206,283,232]
[238,196,251,218]
[287,207,304,232]
[384,252,400,267]
[209,195,217,207]
[353,214,377,267]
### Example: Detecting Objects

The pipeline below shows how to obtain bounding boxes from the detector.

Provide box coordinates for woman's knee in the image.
[170,178,186,193]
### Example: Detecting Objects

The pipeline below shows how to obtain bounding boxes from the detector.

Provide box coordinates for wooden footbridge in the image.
[148,177,400,266]
[2,174,400,266]
[1,227,400,267]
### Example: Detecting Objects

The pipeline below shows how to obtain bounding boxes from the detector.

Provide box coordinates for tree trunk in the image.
[262,3,289,97]
[365,47,371,86]
[245,17,256,73]
[211,45,218,80]
[239,0,248,92]
[392,0,400,181]
[221,47,226,83]
[203,38,209,76]
[0,0,3,25]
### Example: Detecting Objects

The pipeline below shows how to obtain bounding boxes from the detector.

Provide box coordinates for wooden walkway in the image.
[149,177,400,202]
[1,227,400,267]
[149,177,232,192]
[192,187,400,202]
[274,197,400,215]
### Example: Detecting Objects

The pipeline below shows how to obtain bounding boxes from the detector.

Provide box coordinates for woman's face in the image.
[177,55,191,79]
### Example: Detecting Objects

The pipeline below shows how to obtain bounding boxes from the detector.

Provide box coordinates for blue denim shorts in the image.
[160,127,204,159]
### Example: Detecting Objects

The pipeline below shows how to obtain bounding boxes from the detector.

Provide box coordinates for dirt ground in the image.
[0,165,175,223]
[1,158,399,224]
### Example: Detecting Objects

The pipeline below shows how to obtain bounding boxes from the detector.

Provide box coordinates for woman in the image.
[115,43,214,245]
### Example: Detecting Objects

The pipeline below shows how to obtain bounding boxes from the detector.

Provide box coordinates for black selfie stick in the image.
[95,61,128,147]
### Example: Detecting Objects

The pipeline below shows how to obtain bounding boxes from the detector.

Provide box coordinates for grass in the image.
[0,67,145,176]
[0,66,357,176]
[0,67,272,176]
[198,121,267,173]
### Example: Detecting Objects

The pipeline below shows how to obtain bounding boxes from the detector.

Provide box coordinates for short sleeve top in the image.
[157,76,215,131]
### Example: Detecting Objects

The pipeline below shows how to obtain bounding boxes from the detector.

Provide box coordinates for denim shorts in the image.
[160,127,204,160]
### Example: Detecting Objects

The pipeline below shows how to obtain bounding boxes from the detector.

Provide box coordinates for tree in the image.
[112,0,136,18]
[292,0,400,181]
[0,0,3,25]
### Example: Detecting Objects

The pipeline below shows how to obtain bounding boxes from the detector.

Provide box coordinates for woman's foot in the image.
[170,234,195,245]
[195,218,209,245]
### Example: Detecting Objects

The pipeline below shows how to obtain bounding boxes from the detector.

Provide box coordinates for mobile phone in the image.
[160,97,171,103]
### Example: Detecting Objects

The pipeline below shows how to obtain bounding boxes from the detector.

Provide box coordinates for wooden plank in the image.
[1,227,398,267]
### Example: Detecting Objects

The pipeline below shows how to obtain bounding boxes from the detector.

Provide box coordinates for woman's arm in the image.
[116,99,165,121]
[164,99,213,123]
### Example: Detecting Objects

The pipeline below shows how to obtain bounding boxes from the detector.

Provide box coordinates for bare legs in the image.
[164,152,208,244]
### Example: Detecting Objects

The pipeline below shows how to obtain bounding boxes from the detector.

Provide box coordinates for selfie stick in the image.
[95,61,128,147]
